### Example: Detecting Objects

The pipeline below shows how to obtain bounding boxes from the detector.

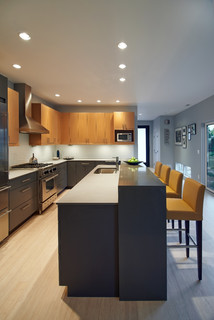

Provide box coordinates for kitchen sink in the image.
[94,167,117,174]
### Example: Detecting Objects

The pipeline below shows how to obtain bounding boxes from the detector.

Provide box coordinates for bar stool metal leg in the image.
[196,221,202,280]
[185,220,190,258]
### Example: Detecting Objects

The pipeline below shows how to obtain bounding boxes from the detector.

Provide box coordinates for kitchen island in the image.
[57,163,166,300]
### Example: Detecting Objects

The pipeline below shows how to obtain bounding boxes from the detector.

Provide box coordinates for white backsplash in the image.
[9,134,135,166]
[55,144,135,160]
[9,134,55,167]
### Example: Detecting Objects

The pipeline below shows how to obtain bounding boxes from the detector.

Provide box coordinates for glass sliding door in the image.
[206,123,214,192]
[138,126,150,167]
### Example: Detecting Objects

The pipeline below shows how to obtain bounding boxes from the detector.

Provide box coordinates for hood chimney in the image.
[14,83,49,134]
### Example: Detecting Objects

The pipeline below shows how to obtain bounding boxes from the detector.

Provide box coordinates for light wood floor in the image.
[1,190,214,320]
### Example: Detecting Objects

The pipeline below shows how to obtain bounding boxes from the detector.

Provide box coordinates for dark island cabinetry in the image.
[57,163,167,300]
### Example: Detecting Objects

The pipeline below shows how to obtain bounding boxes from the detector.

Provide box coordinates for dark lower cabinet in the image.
[67,160,116,188]
[58,204,119,297]
[9,172,38,231]
[56,162,67,194]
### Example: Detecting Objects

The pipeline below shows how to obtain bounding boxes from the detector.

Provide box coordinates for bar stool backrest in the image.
[159,165,171,185]
[183,178,205,220]
[154,161,162,177]
[168,170,183,197]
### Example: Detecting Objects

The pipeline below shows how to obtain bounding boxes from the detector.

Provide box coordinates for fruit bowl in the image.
[124,160,143,166]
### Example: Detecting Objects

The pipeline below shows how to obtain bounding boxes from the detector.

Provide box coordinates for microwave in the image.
[115,130,133,142]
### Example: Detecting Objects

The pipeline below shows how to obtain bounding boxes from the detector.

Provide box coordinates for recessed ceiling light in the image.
[118,42,127,49]
[116,100,120,103]
[119,64,126,69]
[119,77,126,82]
[19,32,31,41]
[13,64,21,69]
[97,100,101,103]
[77,100,82,103]
[55,94,60,97]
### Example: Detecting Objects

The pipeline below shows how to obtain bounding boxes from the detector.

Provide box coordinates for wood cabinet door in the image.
[8,88,19,146]
[87,113,97,144]
[113,112,135,130]
[41,104,51,145]
[70,113,80,144]
[96,113,113,144]
[124,112,135,130]
[77,113,89,144]
[61,113,70,144]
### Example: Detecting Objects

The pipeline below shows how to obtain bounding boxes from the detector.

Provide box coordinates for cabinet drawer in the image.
[9,197,38,232]
[10,172,37,190]
[10,181,38,210]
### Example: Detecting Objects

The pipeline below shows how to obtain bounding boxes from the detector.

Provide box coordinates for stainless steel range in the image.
[12,163,58,214]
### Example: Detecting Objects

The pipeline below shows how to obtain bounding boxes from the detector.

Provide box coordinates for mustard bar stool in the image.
[166,178,205,280]
[166,170,183,242]
[159,164,171,185]
[154,161,162,177]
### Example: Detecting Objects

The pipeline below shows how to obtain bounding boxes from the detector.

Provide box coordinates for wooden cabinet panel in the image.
[96,113,113,144]
[29,110,132,146]
[29,104,61,145]
[61,113,70,144]
[62,113,114,145]
[8,88,19,146]
[113,112,135,130]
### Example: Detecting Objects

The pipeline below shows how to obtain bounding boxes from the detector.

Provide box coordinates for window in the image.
[206,123,214,192]
[138,126,150,167]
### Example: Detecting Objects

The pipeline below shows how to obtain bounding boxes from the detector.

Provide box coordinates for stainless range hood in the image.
[14,83,49,134]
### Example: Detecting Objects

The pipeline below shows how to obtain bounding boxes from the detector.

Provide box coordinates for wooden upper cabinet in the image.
[61,113,70,144]
[29,103,61,145]
[113,112,135,130]
[60,112,114,145]
[8,88,19,146]
[96,113,113,144]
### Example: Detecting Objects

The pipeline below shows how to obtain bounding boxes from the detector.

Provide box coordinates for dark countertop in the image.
[119,162,164,187]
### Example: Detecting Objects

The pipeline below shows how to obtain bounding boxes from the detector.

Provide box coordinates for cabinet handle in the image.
[21,187,31,193]
[21,204,31,210]
[0,209,11,217]
[81,163,90,165]
[22,178,31,183]
[0,185,11,192]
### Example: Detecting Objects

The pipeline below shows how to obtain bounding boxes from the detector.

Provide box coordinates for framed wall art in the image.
[190,123,196,135]
[182,126,187,136]
[188,125,191,141]
[182,135,187,148]
[175,128,182,145]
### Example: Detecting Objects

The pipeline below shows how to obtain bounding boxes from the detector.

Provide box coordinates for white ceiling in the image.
[0,0,214,120]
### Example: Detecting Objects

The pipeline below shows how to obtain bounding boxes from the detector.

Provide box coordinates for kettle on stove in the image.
[29,153,38,164]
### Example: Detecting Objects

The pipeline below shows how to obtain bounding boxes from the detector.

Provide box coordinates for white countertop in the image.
[9,168,38,180]
[9,159,67,180]
[57,165,119,205]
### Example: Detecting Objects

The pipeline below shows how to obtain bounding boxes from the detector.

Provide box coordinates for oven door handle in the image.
[44,174,58,183]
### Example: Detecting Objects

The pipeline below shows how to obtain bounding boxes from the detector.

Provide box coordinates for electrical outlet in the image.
[198,174,200,179]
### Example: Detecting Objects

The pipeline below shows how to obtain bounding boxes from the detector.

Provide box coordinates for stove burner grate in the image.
[12,163,53,169]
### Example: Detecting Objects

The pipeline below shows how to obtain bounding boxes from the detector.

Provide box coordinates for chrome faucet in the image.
[113,156,120,170]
